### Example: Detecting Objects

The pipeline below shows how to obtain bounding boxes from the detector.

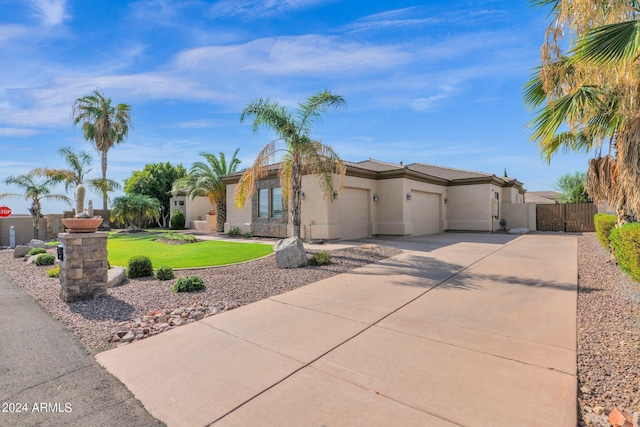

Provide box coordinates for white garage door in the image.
[340,188,369,240]
[410,191,441,235]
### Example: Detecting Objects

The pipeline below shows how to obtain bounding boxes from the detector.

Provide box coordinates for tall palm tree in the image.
[71,89,132,212]
[172,150,241,232]
[237,90,346,238]
[1,171,71,239]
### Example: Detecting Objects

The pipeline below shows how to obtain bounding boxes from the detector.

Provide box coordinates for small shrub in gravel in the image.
[34,253,55,266]
[46,265,60,278]
[244,231,252,238]
[610,223,640,281]
[310,251,332,266]
[159,232,196,243]
[28,247,47,256]
[155,265,175,281]
[171,276,205,293]
[228,226,240,237]
[127,256,153,278]
[594,214,616,249]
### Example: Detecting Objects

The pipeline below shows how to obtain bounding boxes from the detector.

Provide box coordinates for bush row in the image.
[595,214,640,281]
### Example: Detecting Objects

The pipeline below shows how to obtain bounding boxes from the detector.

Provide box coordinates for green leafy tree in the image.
[110,194,161,229]
[125,162,187,228]
[71,89,132,213]
[237,90,346,238]
[172,151,240,232]
[554,171,590,203]
[1,170,71,238]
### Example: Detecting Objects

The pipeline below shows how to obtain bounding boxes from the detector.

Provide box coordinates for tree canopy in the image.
[125,162,186,228]
[554,171,590,203]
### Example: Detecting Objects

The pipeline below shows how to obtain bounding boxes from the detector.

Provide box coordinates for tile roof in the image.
[345,159,403,172]
[405,163,492,181]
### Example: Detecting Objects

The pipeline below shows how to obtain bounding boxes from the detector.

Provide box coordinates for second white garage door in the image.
[410,191,441,235]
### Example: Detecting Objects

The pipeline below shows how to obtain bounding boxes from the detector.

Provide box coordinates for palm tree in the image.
[237,90,346,238]
[1,171,71,239]
[172,150,241,232]
[111,194,161,229]
[71,89,132,212]
[527,0,639,223]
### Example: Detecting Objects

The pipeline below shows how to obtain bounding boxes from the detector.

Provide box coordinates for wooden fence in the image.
[536,203,597,232]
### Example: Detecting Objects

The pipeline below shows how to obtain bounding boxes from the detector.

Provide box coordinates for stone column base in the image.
[58,232,108,302]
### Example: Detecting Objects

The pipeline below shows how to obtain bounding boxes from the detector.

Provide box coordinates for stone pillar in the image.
[58,232,108,302]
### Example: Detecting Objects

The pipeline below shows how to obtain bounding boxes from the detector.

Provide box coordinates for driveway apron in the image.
[97,233,577,427]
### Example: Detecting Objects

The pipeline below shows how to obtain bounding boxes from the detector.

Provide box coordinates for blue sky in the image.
[0,0,591,214]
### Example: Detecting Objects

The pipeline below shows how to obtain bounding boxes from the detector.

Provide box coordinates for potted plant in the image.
[61,184,103,232]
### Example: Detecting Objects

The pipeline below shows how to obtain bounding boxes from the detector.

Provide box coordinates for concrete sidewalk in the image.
[97,234,577,426]
[0,270,164,427]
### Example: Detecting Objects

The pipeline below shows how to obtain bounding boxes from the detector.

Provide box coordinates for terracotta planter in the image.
[61,217,103,233]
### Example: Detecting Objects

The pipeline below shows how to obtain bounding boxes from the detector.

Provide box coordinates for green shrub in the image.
[159,232,197,242]
[127,256,153,278]
[155,265,175,281]
[228,226,241,237]
[610,223,640,281]
[170,210,186,230]
[594,214,617,249]
[244,231,252,238]
[171,276,205,293]
[28,247,47,256]
[46,265,60,278]
[34,253,55,266]
[309,251,331,266]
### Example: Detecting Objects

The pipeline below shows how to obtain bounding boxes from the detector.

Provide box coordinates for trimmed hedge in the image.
[170,210,186,230]
[594,214,616,249]
[28,247,47,256]
[310,251,332,266]
[127,256,153,278]
[610,223,640,281]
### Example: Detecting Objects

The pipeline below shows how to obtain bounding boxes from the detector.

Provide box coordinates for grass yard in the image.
[107,232,273,269]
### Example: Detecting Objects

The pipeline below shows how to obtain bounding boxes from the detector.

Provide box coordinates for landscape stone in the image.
[583,412,610,427]
[610,408,633,427]
[508,227,530,234]
[121,331,135,343]
[28,239,46,248]
[13,245,30,258]
[593,406,605,415]
[106,266,126,288]
[274,236,308,269]
[633,412,640,427]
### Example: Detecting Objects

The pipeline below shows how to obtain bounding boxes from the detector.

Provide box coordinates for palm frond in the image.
[235,141,278,208]
[574,20,640,65]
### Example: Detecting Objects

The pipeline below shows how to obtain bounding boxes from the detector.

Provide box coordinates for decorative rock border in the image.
[110,303,240,346]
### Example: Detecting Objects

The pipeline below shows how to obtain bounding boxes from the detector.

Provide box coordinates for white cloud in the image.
[0,127,40,137]
[210,0,331,18]
[174,35,410,75]
[30,0,68,26]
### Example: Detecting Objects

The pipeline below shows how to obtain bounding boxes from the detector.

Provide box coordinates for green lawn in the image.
[107,232,273,268]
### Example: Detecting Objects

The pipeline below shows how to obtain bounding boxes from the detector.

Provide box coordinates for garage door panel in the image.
[411,191,441,235]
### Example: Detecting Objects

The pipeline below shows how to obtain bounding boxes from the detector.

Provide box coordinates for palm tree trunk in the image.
[101,150,108,211]
[290,152,302,238]
[216,200,226,232]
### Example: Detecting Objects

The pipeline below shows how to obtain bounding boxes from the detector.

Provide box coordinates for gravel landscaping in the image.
[0,243,402,353]
[577,233,640,423]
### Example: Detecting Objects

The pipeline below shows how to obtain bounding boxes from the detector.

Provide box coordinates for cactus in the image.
[87,200,93,217]
[75,184,86,217]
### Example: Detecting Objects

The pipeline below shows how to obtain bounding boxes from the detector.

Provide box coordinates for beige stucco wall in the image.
[224,183,252,234]
[447,184,492,231]
[170,195,212,227]
[0,215,47,246]
[500,202,537,230]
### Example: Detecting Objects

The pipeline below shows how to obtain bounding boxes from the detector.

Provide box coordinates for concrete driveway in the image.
[97,233,577,426]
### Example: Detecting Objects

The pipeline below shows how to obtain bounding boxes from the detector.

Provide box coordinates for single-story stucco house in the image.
[211,159,528,240]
